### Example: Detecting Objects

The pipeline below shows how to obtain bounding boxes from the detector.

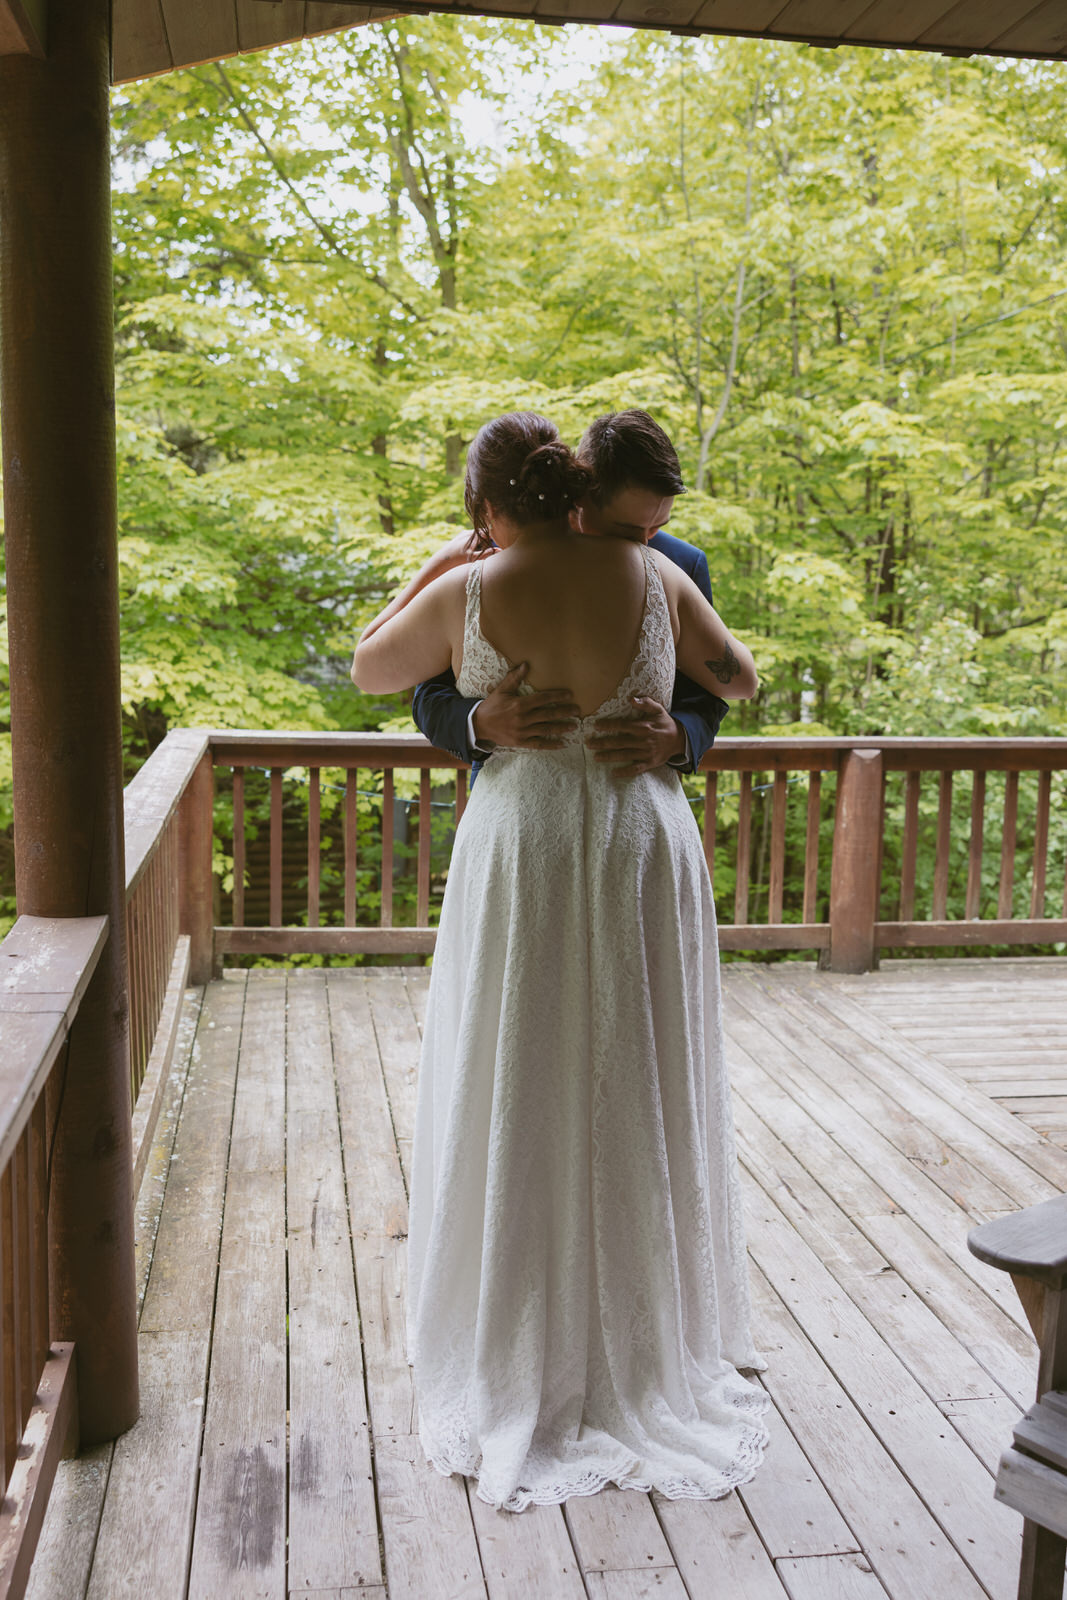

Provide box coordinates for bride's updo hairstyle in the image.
[464,412,590,554]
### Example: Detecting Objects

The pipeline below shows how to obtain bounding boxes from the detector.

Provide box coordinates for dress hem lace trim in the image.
[419,1388,773,1515]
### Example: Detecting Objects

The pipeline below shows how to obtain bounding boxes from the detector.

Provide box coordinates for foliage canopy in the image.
[1,23,1066,928]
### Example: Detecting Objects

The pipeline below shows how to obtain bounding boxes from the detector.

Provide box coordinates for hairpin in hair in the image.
[509,478,517,485]
[538,493,545,500]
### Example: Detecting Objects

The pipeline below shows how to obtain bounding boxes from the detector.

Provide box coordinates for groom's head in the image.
[576,410,685,543]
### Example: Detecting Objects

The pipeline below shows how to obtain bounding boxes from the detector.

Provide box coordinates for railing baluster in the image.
[3,1161,19,1483]
[734,771,752,925]
[130,893,146,1089]
[124,901,137,1100]
[308,767,321,928]
[768,772,787,924]
[142,856,155,1068]
[899,770,921,920]
[965,770,985,920]
[875,768,887,923]
[167,819,180,951]
[16,1130,32,1433]
[932,771,952,921]
[703,773,717,877]
[232,767,245,928]
[153,849,166,1071]
[803,771,821,923]
[381,770,394,928]
[344,769,358,926]
[998,770,1018,919]
[30,1098,48,1380]
[417,770,432,927]
[149,851,164,1067]
[270,766,283,928]
[125,897,137,1098]
[455,768,468,825]
[1031,769,1051,918]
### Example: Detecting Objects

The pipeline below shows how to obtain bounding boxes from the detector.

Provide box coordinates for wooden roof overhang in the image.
[4,0,1067,80]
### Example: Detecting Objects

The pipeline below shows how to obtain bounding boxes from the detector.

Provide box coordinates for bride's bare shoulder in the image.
[427,562,473,600]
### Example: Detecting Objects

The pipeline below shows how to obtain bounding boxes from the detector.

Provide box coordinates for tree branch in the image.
[210,63,425,322]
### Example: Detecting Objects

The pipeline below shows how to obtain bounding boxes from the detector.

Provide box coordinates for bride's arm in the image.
[352,566,468,693]
[656,557,759,701]
[359,531,484,646]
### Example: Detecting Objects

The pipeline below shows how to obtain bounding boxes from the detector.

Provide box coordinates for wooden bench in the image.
[969,1193,1067,1600]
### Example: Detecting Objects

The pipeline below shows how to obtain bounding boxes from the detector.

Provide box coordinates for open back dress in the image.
[405,543,770,1512]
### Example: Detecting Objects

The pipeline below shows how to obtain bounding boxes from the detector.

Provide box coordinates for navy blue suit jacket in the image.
[410,529,729,773]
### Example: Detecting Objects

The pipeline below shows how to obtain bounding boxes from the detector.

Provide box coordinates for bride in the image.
[352,411,770,1512]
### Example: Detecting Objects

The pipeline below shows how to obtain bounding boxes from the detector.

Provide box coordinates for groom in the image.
[411,408,729,779]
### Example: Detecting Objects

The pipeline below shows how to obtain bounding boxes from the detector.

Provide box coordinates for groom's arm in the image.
[411,669,485,763]
[669,547,730,772]
[670,673,730,773]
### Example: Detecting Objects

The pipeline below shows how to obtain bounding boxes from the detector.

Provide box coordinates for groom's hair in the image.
[578,410,686,505]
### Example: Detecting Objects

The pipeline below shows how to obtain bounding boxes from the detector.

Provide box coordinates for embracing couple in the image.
[353,408,770,1513]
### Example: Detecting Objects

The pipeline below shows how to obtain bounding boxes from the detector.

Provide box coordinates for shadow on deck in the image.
[23,957,1067,1600]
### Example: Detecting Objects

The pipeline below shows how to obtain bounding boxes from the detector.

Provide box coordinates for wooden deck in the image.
[23,956,1067,1600]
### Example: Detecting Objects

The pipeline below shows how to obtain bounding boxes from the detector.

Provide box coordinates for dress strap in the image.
[463,560,484,660]
[635,543,675,684]
[640,543,669,631]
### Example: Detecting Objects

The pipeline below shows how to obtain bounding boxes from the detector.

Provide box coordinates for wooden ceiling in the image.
[1,0,1064,85]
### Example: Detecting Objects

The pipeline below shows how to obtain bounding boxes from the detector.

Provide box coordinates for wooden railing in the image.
[122,728,213,1190]
[194,732,1067,974]
[0,730,212,1596]
[0,915,105,1596]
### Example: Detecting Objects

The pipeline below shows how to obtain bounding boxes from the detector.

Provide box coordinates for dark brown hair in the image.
[577,409,686,506]
[464,412,590,554]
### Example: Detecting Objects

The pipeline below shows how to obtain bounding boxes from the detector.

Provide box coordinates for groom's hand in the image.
[473,663,581,750]
[586,696,686,777]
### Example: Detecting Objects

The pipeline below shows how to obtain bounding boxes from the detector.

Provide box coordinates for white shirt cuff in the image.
[667,725,693,770]
[467,702,493,758]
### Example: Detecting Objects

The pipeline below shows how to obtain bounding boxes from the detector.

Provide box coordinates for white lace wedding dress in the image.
[406,545,770,1512]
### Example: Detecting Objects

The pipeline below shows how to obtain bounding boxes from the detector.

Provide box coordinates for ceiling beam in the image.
[0,0,45,57]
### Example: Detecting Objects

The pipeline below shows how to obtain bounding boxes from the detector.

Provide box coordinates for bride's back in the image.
[477,535,649,718]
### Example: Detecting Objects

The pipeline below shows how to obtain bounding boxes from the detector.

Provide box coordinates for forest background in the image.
[0,21,1065,935]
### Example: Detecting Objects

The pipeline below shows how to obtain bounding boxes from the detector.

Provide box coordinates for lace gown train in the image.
[405,547,771,1512]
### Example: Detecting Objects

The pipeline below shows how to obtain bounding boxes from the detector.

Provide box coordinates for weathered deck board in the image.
[187,971,288,1600]
[25,957,1067,1600]
[286,972,381,1591]
[24,982,206,1600]
[836,958,1067,1148]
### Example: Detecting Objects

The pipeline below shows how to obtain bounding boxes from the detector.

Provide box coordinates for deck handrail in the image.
[0,734,215,1596]
[181,731,1067,973]
[121,728,211,1191]
[0,915,107,1596]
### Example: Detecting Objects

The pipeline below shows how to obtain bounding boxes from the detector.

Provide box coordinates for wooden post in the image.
[0,0,140,1441]
[825,748,883,973]
[178,751,216,985]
